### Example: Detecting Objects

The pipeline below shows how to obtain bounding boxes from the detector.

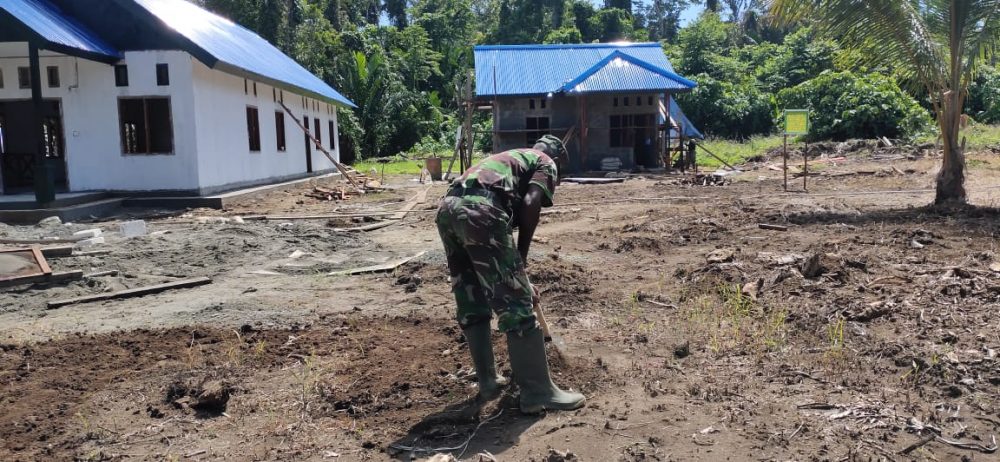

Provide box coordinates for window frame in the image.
[246,106,261,152]
[156,63,170,86]
[525,116,550,146]
[118,96,174,155]
[114,65,129,87]
[275,111,287,152]
[46,66,59,88]
[328,120,335,149]
[313,118,322,146]
[18,67,31,89]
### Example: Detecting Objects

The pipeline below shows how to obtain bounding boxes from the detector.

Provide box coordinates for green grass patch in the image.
[353,157,428,176]
[353,154,489,176]
[962,123,1000,150]
[915,123,1000,150]
[696,135,790,168]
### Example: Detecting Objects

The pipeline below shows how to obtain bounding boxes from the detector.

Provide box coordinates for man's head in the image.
[533,135,568,161]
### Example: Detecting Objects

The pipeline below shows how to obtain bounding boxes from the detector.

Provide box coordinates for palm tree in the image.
[770,0,1000,205]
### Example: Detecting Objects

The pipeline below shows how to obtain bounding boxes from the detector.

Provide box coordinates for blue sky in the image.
[678,4,705,27]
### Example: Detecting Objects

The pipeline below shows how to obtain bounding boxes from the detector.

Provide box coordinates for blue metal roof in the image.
[475,42,701,139]
[474,42,694,97]
[560,51,696,94]
[668,98,703,139]
[0,0,121,62]
[131,0,355,108]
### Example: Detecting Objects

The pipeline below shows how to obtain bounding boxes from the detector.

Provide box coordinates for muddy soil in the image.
[2,149,1000,461]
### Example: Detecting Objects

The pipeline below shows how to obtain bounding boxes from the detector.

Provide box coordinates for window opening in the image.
[275,111,286,151]
[0,115,7,154]
[46,66,59,88]
[156,64,169,86]
[41,116,63,157]
[114,65,129,87]
[246,106,261,152]
[525,117,549,146]
[119,97,173,154]
[328,120,335,149]
[18,67,30,89]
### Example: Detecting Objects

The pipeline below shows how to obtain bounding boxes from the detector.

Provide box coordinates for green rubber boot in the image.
[507,326,586,414]
[463,323,508,400]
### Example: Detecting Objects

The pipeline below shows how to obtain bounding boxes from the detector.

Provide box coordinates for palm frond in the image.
[770,0,948,93]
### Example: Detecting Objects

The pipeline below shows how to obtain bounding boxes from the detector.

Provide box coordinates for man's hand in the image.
[531,283,540,305]
[517,184,545,264]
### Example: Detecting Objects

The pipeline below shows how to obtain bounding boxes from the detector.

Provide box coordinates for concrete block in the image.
[37,216,62,227]
[73,229,103,239]
[119,220,148,238]
[74,237,106,248]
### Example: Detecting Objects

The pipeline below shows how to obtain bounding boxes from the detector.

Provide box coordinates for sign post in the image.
[783,109,809,192]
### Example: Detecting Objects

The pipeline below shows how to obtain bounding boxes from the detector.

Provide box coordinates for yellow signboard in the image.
[784,109,809,135]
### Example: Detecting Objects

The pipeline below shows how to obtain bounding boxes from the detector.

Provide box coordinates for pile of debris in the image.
[763,138,940,164]
[306,186,351,201]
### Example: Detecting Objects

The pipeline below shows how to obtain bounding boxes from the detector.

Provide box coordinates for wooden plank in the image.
[0,237,83,245]
[0,248,47,282]
[562,177,626,184]
[278,101,362,191]
[327,251,426,276]
[330,220,398,233]
[47,277,213,309]
[30,246,52,275]
[389,186,432,220]
[0,270,84,289]
[40,245,75,258]
[758,223,789,232]
[692,142,738,171]
[83,270,120,278]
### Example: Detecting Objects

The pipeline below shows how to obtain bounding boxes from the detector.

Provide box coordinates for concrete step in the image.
[0,198,124,225]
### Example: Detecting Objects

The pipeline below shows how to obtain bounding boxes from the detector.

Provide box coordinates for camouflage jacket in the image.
[451,149,558,214]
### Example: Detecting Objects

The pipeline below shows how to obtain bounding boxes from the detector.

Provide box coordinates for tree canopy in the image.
[191,0,999,172]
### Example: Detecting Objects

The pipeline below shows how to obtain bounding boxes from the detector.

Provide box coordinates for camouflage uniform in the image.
[436,149,558,332]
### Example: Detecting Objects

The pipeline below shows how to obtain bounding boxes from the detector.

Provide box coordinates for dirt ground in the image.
[2,146,1000,461]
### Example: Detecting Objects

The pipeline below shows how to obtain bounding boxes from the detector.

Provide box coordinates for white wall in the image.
[190,60,340,193]
[0,44,200,192]
[1,43,344,194]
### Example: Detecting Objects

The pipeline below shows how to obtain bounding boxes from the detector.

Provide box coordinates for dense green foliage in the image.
[192,0,997,162]
[968,67,1000,124]
[676,75,773,139]
[775,72,932,140]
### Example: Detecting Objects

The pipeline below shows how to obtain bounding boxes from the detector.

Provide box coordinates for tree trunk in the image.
[934,94,967,206]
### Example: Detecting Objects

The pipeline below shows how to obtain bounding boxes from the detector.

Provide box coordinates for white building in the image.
[0,0,355,198]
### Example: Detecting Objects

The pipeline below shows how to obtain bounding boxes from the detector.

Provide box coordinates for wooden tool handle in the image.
[532,301,553,341]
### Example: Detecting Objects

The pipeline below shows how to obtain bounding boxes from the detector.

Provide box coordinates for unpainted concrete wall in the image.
[493,92,664,172]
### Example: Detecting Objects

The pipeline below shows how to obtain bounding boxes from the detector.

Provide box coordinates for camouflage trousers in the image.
[436,194,535,332]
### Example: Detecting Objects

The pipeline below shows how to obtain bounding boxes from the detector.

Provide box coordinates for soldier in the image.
[436,135,585,414]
